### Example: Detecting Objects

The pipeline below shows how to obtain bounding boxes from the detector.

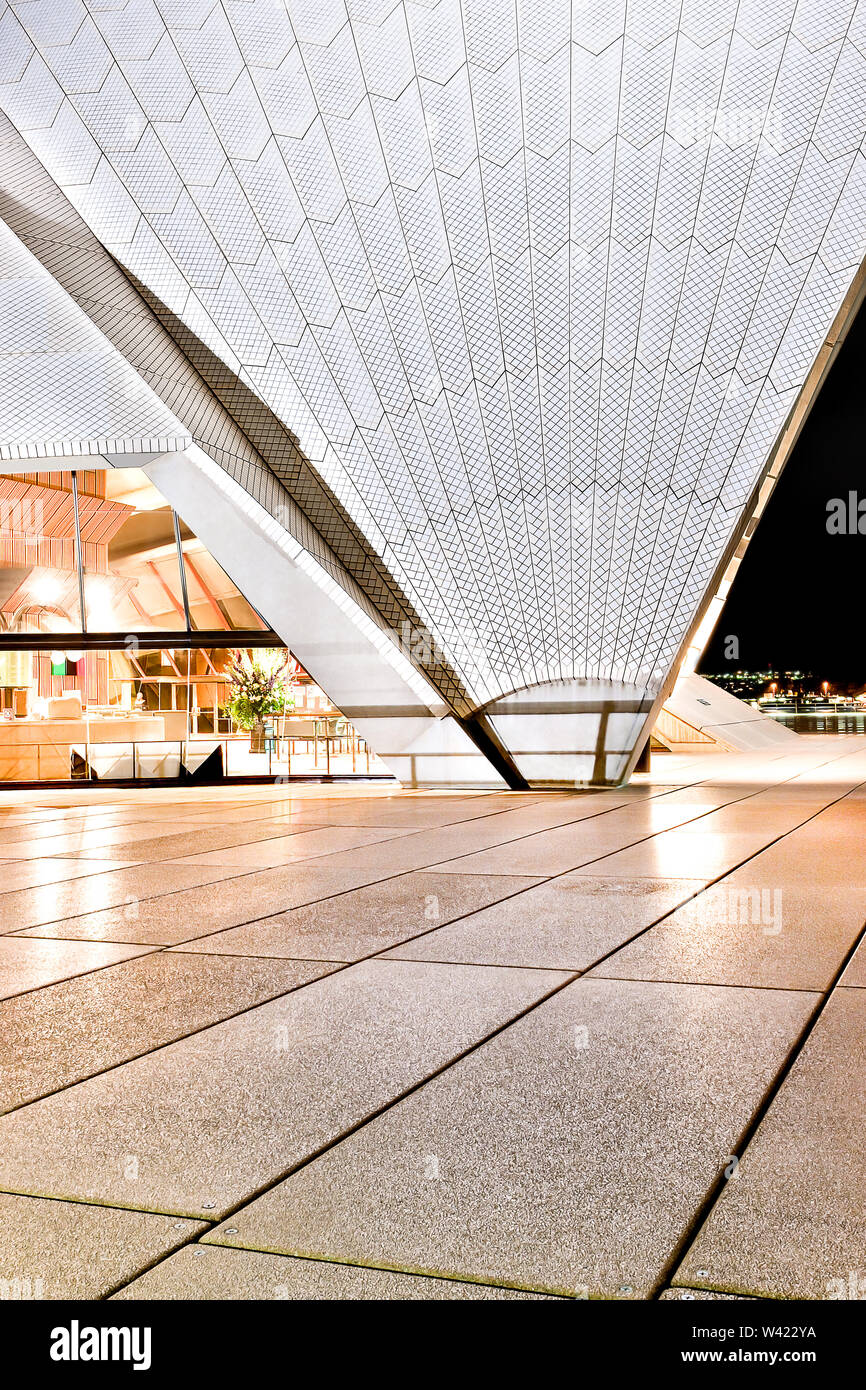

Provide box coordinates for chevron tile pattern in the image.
[1,0,865,708]
[0,214,190,460]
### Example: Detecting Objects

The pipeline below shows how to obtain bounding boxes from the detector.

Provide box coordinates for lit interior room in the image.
[0,469,386,782]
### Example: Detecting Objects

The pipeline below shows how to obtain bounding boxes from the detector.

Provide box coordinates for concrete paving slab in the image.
[170,824,419,869]
[839,938,866,987]
[669,806,816,836]
[0,936,153,999]
[112,1244,560,1300]
[0,1192,205,1299]
[170,872,539,962]
[672,989,866,1300]
[777,813,866,841]
[10,862,429,945]
[570,831,774,881]
[429,800,787,878]
[53,820,336,862]
[255,806,645,881]
[295,835,535,879]
[591,882,866,991]
[735,833,866,890]
[382,876,707,970]
[229,796,555,833]
[0,862,255,933]
[741,788,843,806]
[650,787,770,807]
[0,857,141,892]
[0,810,301,851]
[0,959,571,1220]
[0,953,342,1111]
[0,818,177,856]
[422,808,716,878]
[204,978,814,1298]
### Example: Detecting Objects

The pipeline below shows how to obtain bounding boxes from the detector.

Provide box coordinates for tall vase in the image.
[249,718,265,753]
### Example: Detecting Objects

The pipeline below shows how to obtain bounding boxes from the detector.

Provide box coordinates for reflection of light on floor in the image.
[648,740,866,789]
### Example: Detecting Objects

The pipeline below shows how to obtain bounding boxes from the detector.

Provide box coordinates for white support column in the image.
[145,449,506,789]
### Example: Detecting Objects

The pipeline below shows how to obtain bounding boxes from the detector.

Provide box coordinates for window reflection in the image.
[0,468,266,635]
[177,522,265,631]
[0,645,385,782]
[0,468,386,782]
[0,472,82,633]
[91,472,187,631]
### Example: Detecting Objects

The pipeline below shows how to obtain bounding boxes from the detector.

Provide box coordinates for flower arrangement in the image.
[221,649,294,731]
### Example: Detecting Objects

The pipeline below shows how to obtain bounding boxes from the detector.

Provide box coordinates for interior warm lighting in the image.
[30,575,62,605]
[0,467,380,784]
[86,598,119,629]
[41,615,75,635]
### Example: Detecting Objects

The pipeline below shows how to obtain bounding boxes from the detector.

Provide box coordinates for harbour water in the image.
[766,712,866,735]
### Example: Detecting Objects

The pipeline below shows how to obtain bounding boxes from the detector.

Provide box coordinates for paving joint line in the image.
[648,899,866,1300]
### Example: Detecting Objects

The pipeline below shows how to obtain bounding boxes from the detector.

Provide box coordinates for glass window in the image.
[84,471,187,631]
[178,526,266,631]
[1,468,273,637]
[0,642,385,782]
[0,472,82,635]
[0,470,389,783]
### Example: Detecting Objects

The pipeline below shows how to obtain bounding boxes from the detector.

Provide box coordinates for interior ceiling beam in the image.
[181,555,231,632]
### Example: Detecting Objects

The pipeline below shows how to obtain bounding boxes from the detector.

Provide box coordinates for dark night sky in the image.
[699,293,866,688]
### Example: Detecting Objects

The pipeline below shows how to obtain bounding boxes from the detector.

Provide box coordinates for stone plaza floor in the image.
[0,737,864,1300]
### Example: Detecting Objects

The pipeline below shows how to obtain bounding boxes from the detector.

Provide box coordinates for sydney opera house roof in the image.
[1,0,865,784]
